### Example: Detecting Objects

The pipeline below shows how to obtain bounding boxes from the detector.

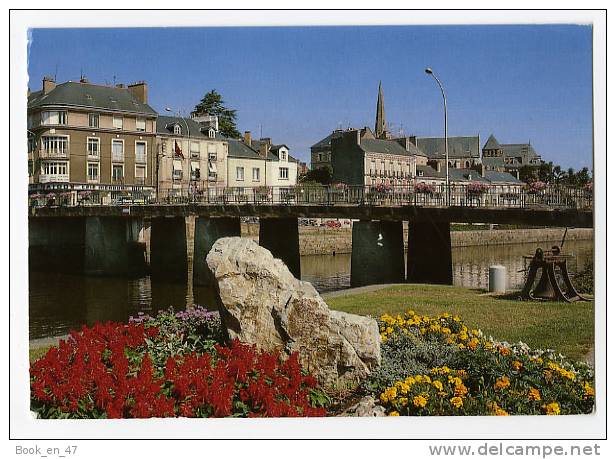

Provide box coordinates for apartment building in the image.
[28,77,157,204]
[156,115,227,198]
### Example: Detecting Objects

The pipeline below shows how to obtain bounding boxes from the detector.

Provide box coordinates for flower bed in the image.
[30,306,326,418]
[369,311,594,416]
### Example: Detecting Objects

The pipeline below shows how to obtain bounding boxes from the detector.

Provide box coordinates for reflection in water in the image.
[29,238,593,339]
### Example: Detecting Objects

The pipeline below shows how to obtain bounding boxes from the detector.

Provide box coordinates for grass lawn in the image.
[326,284,594,362]
[29,346,51,362]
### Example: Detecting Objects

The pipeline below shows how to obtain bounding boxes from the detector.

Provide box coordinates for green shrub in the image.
[370,310,594,416]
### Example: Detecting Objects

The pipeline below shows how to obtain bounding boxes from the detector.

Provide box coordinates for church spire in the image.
[375,81,387,139]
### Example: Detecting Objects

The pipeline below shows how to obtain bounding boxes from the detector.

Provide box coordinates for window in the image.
[381,161,385,174]
[135,141,147,163]
[113,116,123,129]
[208,143,217,161]
[43,161,68,176]
[88,113,99,128]
[208,129,215,138]
[42,111,67,125]
[173,160,183,180]
[236,166,244,181]
[190,142,200,158]
[112,164,124,182]
[136,118,146,132]
[252,167,260,181]
[174,124,182,135]
[87,162,99,182]
[208,161,217,181]
[87,138,99,158]
[135,165,146,184]
[280,150,287,161]
[42,136,69,157]
[370,160,376,175]
[190,162,200,180]
[279,167,289,180]
[112,140,124,162]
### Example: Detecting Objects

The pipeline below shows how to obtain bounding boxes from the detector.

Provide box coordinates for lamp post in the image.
[165,107,192,200]
[425,67,449,205]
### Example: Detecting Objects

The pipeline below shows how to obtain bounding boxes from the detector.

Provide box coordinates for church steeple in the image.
[375,81,387,139]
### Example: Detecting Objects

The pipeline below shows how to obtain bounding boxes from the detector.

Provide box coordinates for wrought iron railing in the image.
[28,184,593,210]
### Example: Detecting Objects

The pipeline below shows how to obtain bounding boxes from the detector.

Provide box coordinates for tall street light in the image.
[425,67,449,205]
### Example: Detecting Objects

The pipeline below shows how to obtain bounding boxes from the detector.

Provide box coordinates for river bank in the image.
[239,224,593,256]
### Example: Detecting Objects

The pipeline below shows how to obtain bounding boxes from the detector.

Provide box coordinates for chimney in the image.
[128,81,148,104]
[244,131,252,146]
[42,76,56,95]
[259,142,270,158]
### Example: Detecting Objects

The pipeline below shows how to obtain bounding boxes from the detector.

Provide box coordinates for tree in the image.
[575,167,590,186]
[300,166,333,185]
[537,161,553,183]
[192,90,241,139]
[552,165,565,184]
[518,165,538,184]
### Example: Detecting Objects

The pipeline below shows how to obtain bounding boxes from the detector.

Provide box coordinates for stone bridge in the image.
[28,202,593,287]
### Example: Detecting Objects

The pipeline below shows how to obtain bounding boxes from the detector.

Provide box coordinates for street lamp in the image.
[425,67,449,205]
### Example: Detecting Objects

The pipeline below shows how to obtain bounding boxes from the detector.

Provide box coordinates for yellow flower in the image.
[543,402,560,415]
[442,327,452,335]
[495,407,509,416]
[494,376,510,390]
[432,380,444,391]
[413,395,428,408]
[450,396,463,409]
[498,346,512,356]
[454,383,468,397]
[467,338,480,351]
[389,411,400,416]
[528,387,542,401]
[512,360,523,371]
[459,332,469,341]
[583,382,595,398]
[398,397,408,406]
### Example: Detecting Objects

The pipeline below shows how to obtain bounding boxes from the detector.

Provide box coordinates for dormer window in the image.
[208,129,215,138]
[174,124,182,136]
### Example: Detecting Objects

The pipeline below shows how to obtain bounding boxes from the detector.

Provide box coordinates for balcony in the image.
[39,174,69,183]
[39,148,69,159]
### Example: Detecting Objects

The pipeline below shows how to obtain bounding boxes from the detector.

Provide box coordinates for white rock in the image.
[206,237,381,388]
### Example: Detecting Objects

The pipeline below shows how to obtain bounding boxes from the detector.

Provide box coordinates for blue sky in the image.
[28,25,593,169]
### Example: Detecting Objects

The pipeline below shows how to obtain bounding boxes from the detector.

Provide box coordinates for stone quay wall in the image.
[183,221,593,257]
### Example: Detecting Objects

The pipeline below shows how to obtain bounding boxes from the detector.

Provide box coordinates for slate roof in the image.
[416,165,445,179]
[484,171,524,184]
[311,130,345,150]
[449,168,491,183]
[250,140,299,163]
[227,139,263,159]
[28,81,157,115]
[483,134,501,150]
[156,115,224,139]
[415,136,481,159]
[360,138,412,156]
[501,143,540,160]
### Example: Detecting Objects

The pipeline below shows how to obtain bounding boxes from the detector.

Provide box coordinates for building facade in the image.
[331,128,417,186]
[28,77,157,204]
[482,134,543,177]
[156,115,227,198]
[415,135,482,171]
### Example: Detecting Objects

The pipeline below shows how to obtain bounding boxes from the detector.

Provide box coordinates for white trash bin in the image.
[489,265,507,293]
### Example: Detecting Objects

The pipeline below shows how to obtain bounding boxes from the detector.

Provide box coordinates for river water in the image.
[28,238,593,339]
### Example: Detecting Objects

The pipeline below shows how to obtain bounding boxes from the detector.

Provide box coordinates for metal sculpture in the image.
[521,245,590,302]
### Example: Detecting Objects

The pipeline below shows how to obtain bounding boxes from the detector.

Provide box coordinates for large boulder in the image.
[206,237,381,387]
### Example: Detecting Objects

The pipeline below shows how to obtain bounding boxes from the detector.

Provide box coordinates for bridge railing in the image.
[28,184,593,210]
